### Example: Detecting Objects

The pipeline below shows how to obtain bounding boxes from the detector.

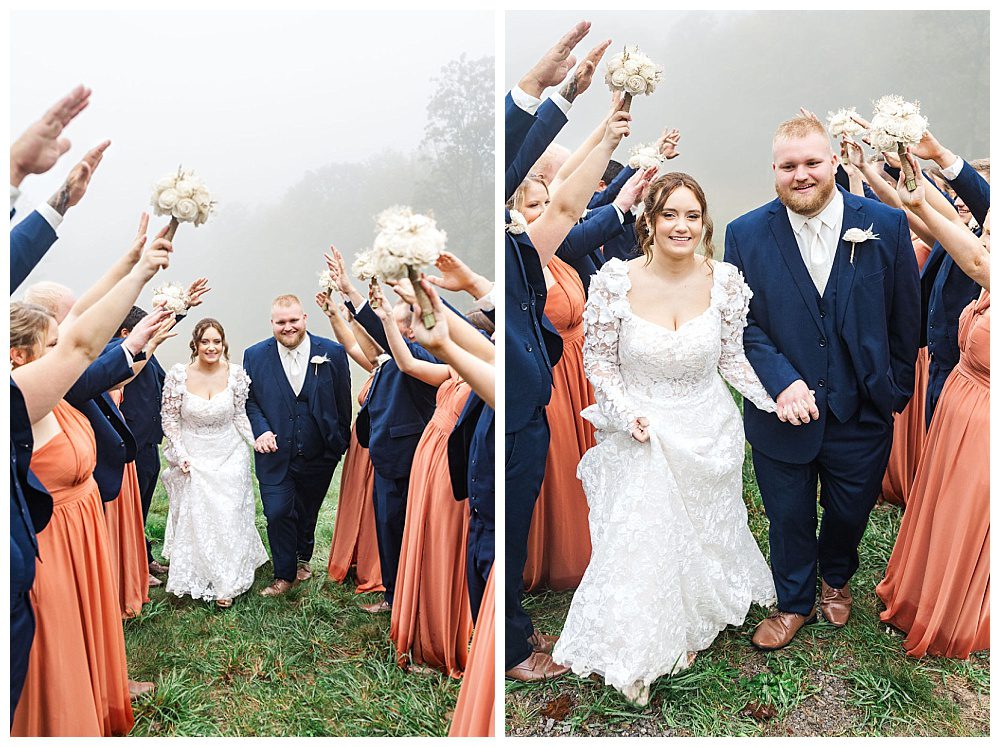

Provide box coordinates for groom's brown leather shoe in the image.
[296,561,313,582]
[505,652,570,682]
[820,580,852,627]
[751,608,817,650]
[527,632,558,655]
[260,579,296,597]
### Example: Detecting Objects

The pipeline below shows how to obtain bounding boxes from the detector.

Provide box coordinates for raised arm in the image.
[371,282,450,387]
[315,292,374,371]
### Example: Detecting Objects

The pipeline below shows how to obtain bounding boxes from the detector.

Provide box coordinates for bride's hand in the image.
[179,458,191,474]
[629,416,649,443]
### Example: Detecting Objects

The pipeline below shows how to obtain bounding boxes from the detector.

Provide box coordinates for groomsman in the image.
[349,299,439,612]
[244,295,352,597]
[725,114,919,650]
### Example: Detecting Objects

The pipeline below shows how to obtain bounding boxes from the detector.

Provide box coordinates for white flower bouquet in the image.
[150,166,216,239]
[370,206,446,328]
[317,269,337,295]
[826,107,866,138]
[604,46,662,112]
[867,95,928,191]
[151,282,189,314]
[627,143,666,171]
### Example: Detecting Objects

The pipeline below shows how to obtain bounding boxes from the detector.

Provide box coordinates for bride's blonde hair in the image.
[189,318,229,361]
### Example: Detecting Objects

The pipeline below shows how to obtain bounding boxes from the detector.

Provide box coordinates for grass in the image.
[123,458,460,737]
[505,398,990,737]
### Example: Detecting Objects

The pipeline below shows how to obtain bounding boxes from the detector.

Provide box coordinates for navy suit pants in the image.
[372,471,410,606]
[752,409,893,616]
[504,408,549,670]
[259,455,336,582]
[134,442,161,564]
[466,517,494,624]
[10,591,34,722]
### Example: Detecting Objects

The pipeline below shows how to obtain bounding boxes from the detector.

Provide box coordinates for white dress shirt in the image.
[786,189,844,295]
[510,85,573,117]
[278,336,310,396]
[10,185,63,231]
[939,156,965,181]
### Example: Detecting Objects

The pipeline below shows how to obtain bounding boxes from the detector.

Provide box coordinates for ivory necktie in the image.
[805,217,830,293]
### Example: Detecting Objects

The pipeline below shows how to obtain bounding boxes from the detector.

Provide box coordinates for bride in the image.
[552,173,778,705]
[160,317,268,608]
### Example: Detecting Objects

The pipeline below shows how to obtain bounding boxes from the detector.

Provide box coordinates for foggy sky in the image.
[506,10,989,245]
[11,10,493,378]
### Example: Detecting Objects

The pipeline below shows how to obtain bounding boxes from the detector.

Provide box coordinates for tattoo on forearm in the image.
[48,183,71,215]
[560,74,579,102]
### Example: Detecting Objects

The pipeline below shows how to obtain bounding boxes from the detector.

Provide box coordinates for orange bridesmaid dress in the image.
[327,375,384,594]
[880,238,933,507]
[876,293,990,658]
[11,401,134,736]
[390,373,473,677]
[524,255,595,591]
[104,389,151,618]
[449,566,495,737]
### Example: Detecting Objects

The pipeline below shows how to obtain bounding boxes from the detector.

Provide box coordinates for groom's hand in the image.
[254,431,278,453]
[776,380,819,426]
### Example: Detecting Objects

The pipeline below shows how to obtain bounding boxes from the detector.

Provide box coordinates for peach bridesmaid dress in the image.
[327,375,383,593]
[11,401,134,736]
[390,373,473,677]
[523,255,595,591]
[104,388,151,618]
[448,567,495,737]
[877,293,989,658]
[879,238,933,506]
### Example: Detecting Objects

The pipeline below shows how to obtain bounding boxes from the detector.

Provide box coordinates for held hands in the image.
[254,431,278,453]
[10,85,92,186]
[775,380,819,426]
[629,416,650,443]
[179,458,191,474]
[520,21,592,97]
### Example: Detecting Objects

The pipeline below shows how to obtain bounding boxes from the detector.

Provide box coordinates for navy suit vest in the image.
[291,388,325,460]
[816,251,861,423]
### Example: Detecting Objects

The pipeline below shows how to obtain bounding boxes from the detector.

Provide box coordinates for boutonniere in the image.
[843,225,879,265]
[505,209,528,235]
[310,354,330,375]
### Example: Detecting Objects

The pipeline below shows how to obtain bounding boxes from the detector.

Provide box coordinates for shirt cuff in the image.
[511,85,541,116]
[548,92,572,116]
[475,285,495,312]
[120,344,135,367]
[940,156,965,181]
[10,185,21,212]
[35,202,64,232]
[612,205,626,224]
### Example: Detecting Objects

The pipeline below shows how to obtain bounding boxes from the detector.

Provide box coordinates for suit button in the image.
[819,339,827,347]
[471,476,477,483]
[929,324,934,330]
[526,344,532,352]
[819,311,826,318]
[818,379,826,387]
[521,302,528,310]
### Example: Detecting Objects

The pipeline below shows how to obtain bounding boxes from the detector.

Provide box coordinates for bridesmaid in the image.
[369,281,474,676]
[448,567,495,737]
[10,303,134,736]
[878,235,933,507]
[317,293,384,594]
[876,162,990,658]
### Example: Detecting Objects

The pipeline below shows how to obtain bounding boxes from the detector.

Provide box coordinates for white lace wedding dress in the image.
[552,258,778,705]
[160,363,268,601]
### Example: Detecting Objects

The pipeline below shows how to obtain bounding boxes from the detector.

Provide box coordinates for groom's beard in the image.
[775,175,835,217]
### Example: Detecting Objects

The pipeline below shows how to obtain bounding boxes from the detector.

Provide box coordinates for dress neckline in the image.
[178,363,234,401]
[621,259,721,334]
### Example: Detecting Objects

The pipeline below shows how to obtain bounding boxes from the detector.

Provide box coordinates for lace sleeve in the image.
[581,263,642,434]
[717,266,778,413]
[231,366,255,446]
[161,366,191,465]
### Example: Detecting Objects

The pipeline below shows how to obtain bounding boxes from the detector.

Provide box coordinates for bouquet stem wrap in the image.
[164,217,180,241]
[368,277,380,310]
[621,92,633,113]
[898,142,917,192]
[407,266,436,329]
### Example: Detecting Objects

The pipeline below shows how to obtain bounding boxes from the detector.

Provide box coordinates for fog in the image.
[11,10,493,390]
[506,10,989,240]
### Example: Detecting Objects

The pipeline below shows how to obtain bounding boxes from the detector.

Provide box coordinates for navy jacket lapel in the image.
[301,335,320,403]
[767,202,823,333]
[835,189,867,331]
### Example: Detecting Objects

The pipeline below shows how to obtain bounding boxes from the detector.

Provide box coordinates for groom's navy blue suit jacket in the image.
[506,96,567,201]
[725,186,920,464]
[63,345,138,502]
[349,302,440,481]
[10,210,58,293]
[243,333,352,485]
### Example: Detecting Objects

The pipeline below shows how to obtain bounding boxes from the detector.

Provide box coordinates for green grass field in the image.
[505,440,990,737]
[123,459,460,737]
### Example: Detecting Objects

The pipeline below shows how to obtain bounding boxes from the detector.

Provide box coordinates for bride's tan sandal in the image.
[216,598,233,609]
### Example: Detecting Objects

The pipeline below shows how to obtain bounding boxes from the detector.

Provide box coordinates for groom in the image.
[243,294,352,596]
[725,114,920,649]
